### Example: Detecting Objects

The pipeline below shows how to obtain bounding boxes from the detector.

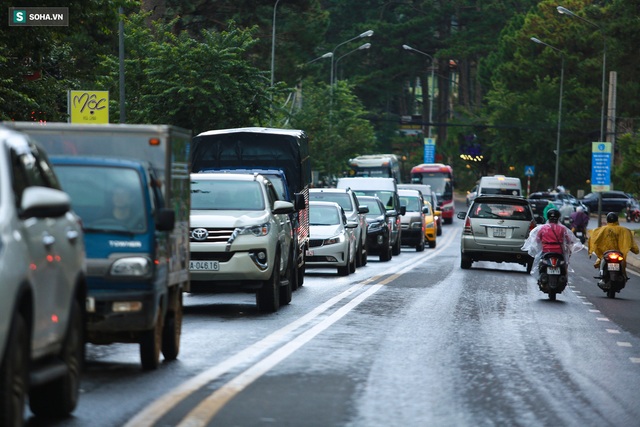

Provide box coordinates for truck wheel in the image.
[0,312,28,427]
[30,298,83,417]
[140,310,163,370]
[257,255,281,313]
[161,292,182,361]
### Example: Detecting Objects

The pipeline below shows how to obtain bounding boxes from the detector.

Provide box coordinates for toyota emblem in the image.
[191,228,208,241]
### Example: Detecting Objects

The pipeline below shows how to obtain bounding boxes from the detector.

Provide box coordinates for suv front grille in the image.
[190,227,235,243]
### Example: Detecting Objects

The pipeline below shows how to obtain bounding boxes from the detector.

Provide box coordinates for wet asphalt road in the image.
[28,203,640,427]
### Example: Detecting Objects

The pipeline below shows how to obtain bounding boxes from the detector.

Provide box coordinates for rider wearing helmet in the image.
[536,208,573,254]
[589,212,639,285]
[570,206,589,232]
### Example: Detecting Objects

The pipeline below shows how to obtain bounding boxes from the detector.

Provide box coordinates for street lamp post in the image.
[402,44,436,140]
[306,52,333,65]
[330,30,373,89]
[269,0,282,124]
[557,5,606,144]
[334,43,371,84]
[531,37,565,189]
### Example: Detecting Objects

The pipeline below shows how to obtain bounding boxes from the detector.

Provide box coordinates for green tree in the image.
[96,13,273,133]
[286,78,376,178]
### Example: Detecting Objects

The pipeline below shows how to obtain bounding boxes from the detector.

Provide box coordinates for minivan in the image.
[337,177,406,256]
[477,175,522,197]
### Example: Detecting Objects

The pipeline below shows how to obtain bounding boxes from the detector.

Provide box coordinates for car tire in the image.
[30,298,83,417]
[392,235,402,256]
[356,240,363,268]
[437,226,442,236]
[428,239,436,249]
[349,251,357,274]
[461,253,472,269]
[140,309,163,371]
[257,254,281,312]
[380,239,392,262]
[416,235,425,252]
[161,292,182,361]
[361,240,368,267]
[0,312,28,426]
[337,245,351,276]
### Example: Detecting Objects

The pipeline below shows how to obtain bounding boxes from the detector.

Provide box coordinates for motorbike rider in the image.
[522,208,583,278]
[588,212,639,288]
[559,201,574,227]
[570,206,589,234]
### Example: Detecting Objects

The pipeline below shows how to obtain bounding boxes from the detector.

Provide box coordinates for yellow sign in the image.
[68,90,109,124]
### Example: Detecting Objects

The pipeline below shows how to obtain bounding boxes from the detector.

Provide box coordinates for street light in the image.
[402,44,436,140]
[531,37,565,189]
[334,43,371,84]
[330,30,373,89]
[557,5,606,143]
[306,52,333,65]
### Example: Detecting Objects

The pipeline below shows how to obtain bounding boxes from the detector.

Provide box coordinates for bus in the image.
[348,154,402,183]
[410,163,455,223]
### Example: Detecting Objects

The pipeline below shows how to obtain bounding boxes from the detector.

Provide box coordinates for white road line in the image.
[606,329,621,334]
[126,228,459,426]
[589,309,600,313]
[616,342,632,347]
[596,317,610,322]
[630,358,640,363]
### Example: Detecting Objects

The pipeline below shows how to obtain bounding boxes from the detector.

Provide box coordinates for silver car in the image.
[0,127,87,425]
[307,201,358,276]
[457,195,536,272]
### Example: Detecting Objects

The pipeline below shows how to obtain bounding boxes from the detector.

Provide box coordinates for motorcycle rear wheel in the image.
[548,292,556,301]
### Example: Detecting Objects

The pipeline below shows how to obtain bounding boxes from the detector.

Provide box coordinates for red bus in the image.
[410,163,455,223]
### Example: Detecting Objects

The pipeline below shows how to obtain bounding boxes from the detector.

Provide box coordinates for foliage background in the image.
[1,0,638,196]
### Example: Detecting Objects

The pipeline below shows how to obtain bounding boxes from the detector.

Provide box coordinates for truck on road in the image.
[2,122,190,370]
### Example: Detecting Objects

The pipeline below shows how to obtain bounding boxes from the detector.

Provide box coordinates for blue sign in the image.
[423,138,435,163]
[591,142,611,192]
[524,166,535,177]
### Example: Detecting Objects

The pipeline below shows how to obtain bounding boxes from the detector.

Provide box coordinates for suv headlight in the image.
[110,257,151,277]
[368,220,385,232]
[411,221,423,229]
[238,223,271,237]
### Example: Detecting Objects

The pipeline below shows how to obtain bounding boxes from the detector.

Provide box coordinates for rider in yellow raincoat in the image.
[588,212,639,283]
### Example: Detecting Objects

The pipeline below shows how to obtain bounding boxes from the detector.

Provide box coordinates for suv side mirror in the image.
[399,205,407,216]
[358,205,369,214]
[457,211,466,220]
[156,208,175,231]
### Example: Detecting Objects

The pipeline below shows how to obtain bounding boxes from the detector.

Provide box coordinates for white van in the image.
[477,175,522,197]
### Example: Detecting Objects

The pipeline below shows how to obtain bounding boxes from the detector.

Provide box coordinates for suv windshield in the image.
[400,196,421,212]
[353,190,395,210]
[191,180,265,210]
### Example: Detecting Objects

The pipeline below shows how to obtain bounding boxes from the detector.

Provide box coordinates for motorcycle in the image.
[537,252,568,301]
[626,202,640,223]
[572,225,587,244]
[596,250,626,298]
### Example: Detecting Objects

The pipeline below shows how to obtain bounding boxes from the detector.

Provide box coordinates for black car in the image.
[528,191,590,221]
[357,196,393,262]
[580,191,634,214]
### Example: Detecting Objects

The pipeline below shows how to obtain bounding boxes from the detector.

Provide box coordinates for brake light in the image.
[606,252,623,262]
[463,216,473,235]
[550,257,558,268]
[528,220,536,232]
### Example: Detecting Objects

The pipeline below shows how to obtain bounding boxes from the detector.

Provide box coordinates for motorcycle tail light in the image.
[606,252,623,262]
[550,257,558,267]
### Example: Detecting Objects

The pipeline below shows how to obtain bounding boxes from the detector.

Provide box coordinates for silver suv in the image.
[0,127,86,425]
[458,195,536,272]
[309,188,368,266]
[189,173,296,312]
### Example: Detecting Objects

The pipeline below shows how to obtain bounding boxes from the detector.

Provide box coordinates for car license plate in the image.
[306,250,314,256]
[492,228,506,238]
[190,260,219,271]
[607,263,620,271]
[547,267,561,275]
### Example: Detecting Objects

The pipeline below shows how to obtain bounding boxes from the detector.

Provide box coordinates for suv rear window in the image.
[470,201,532,220]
